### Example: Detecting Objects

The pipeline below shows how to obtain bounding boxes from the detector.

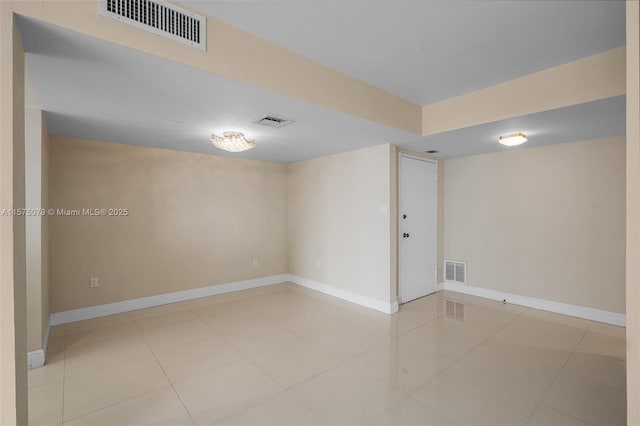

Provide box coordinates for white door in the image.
[398,155,437,303]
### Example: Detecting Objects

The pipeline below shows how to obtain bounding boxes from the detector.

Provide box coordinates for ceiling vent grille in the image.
[100,0,206,51]
[255,116,294,128]
[445,260,466,284]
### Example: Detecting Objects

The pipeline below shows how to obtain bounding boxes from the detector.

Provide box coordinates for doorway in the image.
[398,154,438,303]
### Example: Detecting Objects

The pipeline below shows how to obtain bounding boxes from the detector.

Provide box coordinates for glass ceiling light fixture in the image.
[498,132,527,147]
[210,131,255,152]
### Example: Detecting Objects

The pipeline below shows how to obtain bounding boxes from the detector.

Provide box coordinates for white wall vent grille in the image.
[445,260,466,284]
[100,0,206,51]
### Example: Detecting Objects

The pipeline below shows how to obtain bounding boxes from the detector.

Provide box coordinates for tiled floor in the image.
[28,283,626,425]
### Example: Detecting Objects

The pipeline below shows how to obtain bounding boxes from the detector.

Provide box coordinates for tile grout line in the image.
[521,323,593,426]
[130,317,197,426]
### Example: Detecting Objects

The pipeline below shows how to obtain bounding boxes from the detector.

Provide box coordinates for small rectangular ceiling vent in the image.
[255,116,294,128]
[100,0,206,51]
[445,260,467,284]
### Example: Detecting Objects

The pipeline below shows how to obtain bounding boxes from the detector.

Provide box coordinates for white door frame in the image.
[397,152,438,304]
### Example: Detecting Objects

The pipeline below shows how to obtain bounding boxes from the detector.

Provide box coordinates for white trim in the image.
[441,282,626,327]
[42,316,52,356]
[289,275,398,314]
[398,155,439,302]
[50,274,290,325]
[27,316,53,370]
[27,349,45,369]
[399,152,437,164]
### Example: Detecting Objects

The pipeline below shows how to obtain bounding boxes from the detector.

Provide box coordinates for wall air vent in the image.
[255,116,294,128]
[445,260,467,284]
[100,0,206,51]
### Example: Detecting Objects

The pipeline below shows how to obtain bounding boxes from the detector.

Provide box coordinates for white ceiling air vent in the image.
[99,0,206,51]
[445,260,467,284]
[255,116,294,128]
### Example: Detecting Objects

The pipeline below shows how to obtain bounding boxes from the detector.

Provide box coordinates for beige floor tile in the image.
[436,291,478,304]
[64,386,194,426]
[197,305,269,335]
[588,322,626,339]
[457,303,520,331]
[526,405,592,426]
[141,318,219,353]
[47,336,66,355]
[130,302,191,320]
[251,340,341,388]
[423,316,495,343]
[173,360,283,425]
[364,397,460,426]
[455,345,560,402]
[486,316,586,370]
[522,309,592,330]
[562,351,626,391]
[64,333,152,378]
[218,322,302,356]
[154,334,243,383]
[65,312,134,334]
[28,379,63,426]
[65,321,141,350]
[63,355,168,421]
[412,367,540,426]
[216,391,325,426]
[348,342,448,394]
[543,372,626,426]
[29,349,65,388]
[272,309,344,337]
[576,331,626,360]
[191,299,255,319]
[288,364,405,425]
[304,323,388,362]
[135,309,199,332]
[394,306,441,325]
[349,314,421,340]
[247,297,317,321]
[26,289,627,426]
[396,326,479,364]
[49,325,66,338]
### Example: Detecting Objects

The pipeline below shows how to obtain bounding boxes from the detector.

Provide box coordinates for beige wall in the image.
[0,7,28,423]
[422,48,625,136]
[444,137,625,313]
[49,137,288,312]
[10,0,420,135]
[288,144,395,304]
[627,0,640,422]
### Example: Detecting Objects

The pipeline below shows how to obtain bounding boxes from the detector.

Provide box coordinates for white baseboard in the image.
[289,275,398,314]
[50,274,290,326]
[27,349,45,369]
[441,281,626,327]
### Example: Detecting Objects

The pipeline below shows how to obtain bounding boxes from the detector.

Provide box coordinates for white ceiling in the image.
[16,1,626,163]
[403,96,625,158]
[184,0,625,105]
[18,17,416,163]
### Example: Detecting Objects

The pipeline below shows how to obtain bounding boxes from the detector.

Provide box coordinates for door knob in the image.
[402,214,407,219]
[403,233,410,238]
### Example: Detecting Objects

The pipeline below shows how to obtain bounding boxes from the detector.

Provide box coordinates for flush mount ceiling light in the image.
[498,132,528,147]
[210,132,255,152]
